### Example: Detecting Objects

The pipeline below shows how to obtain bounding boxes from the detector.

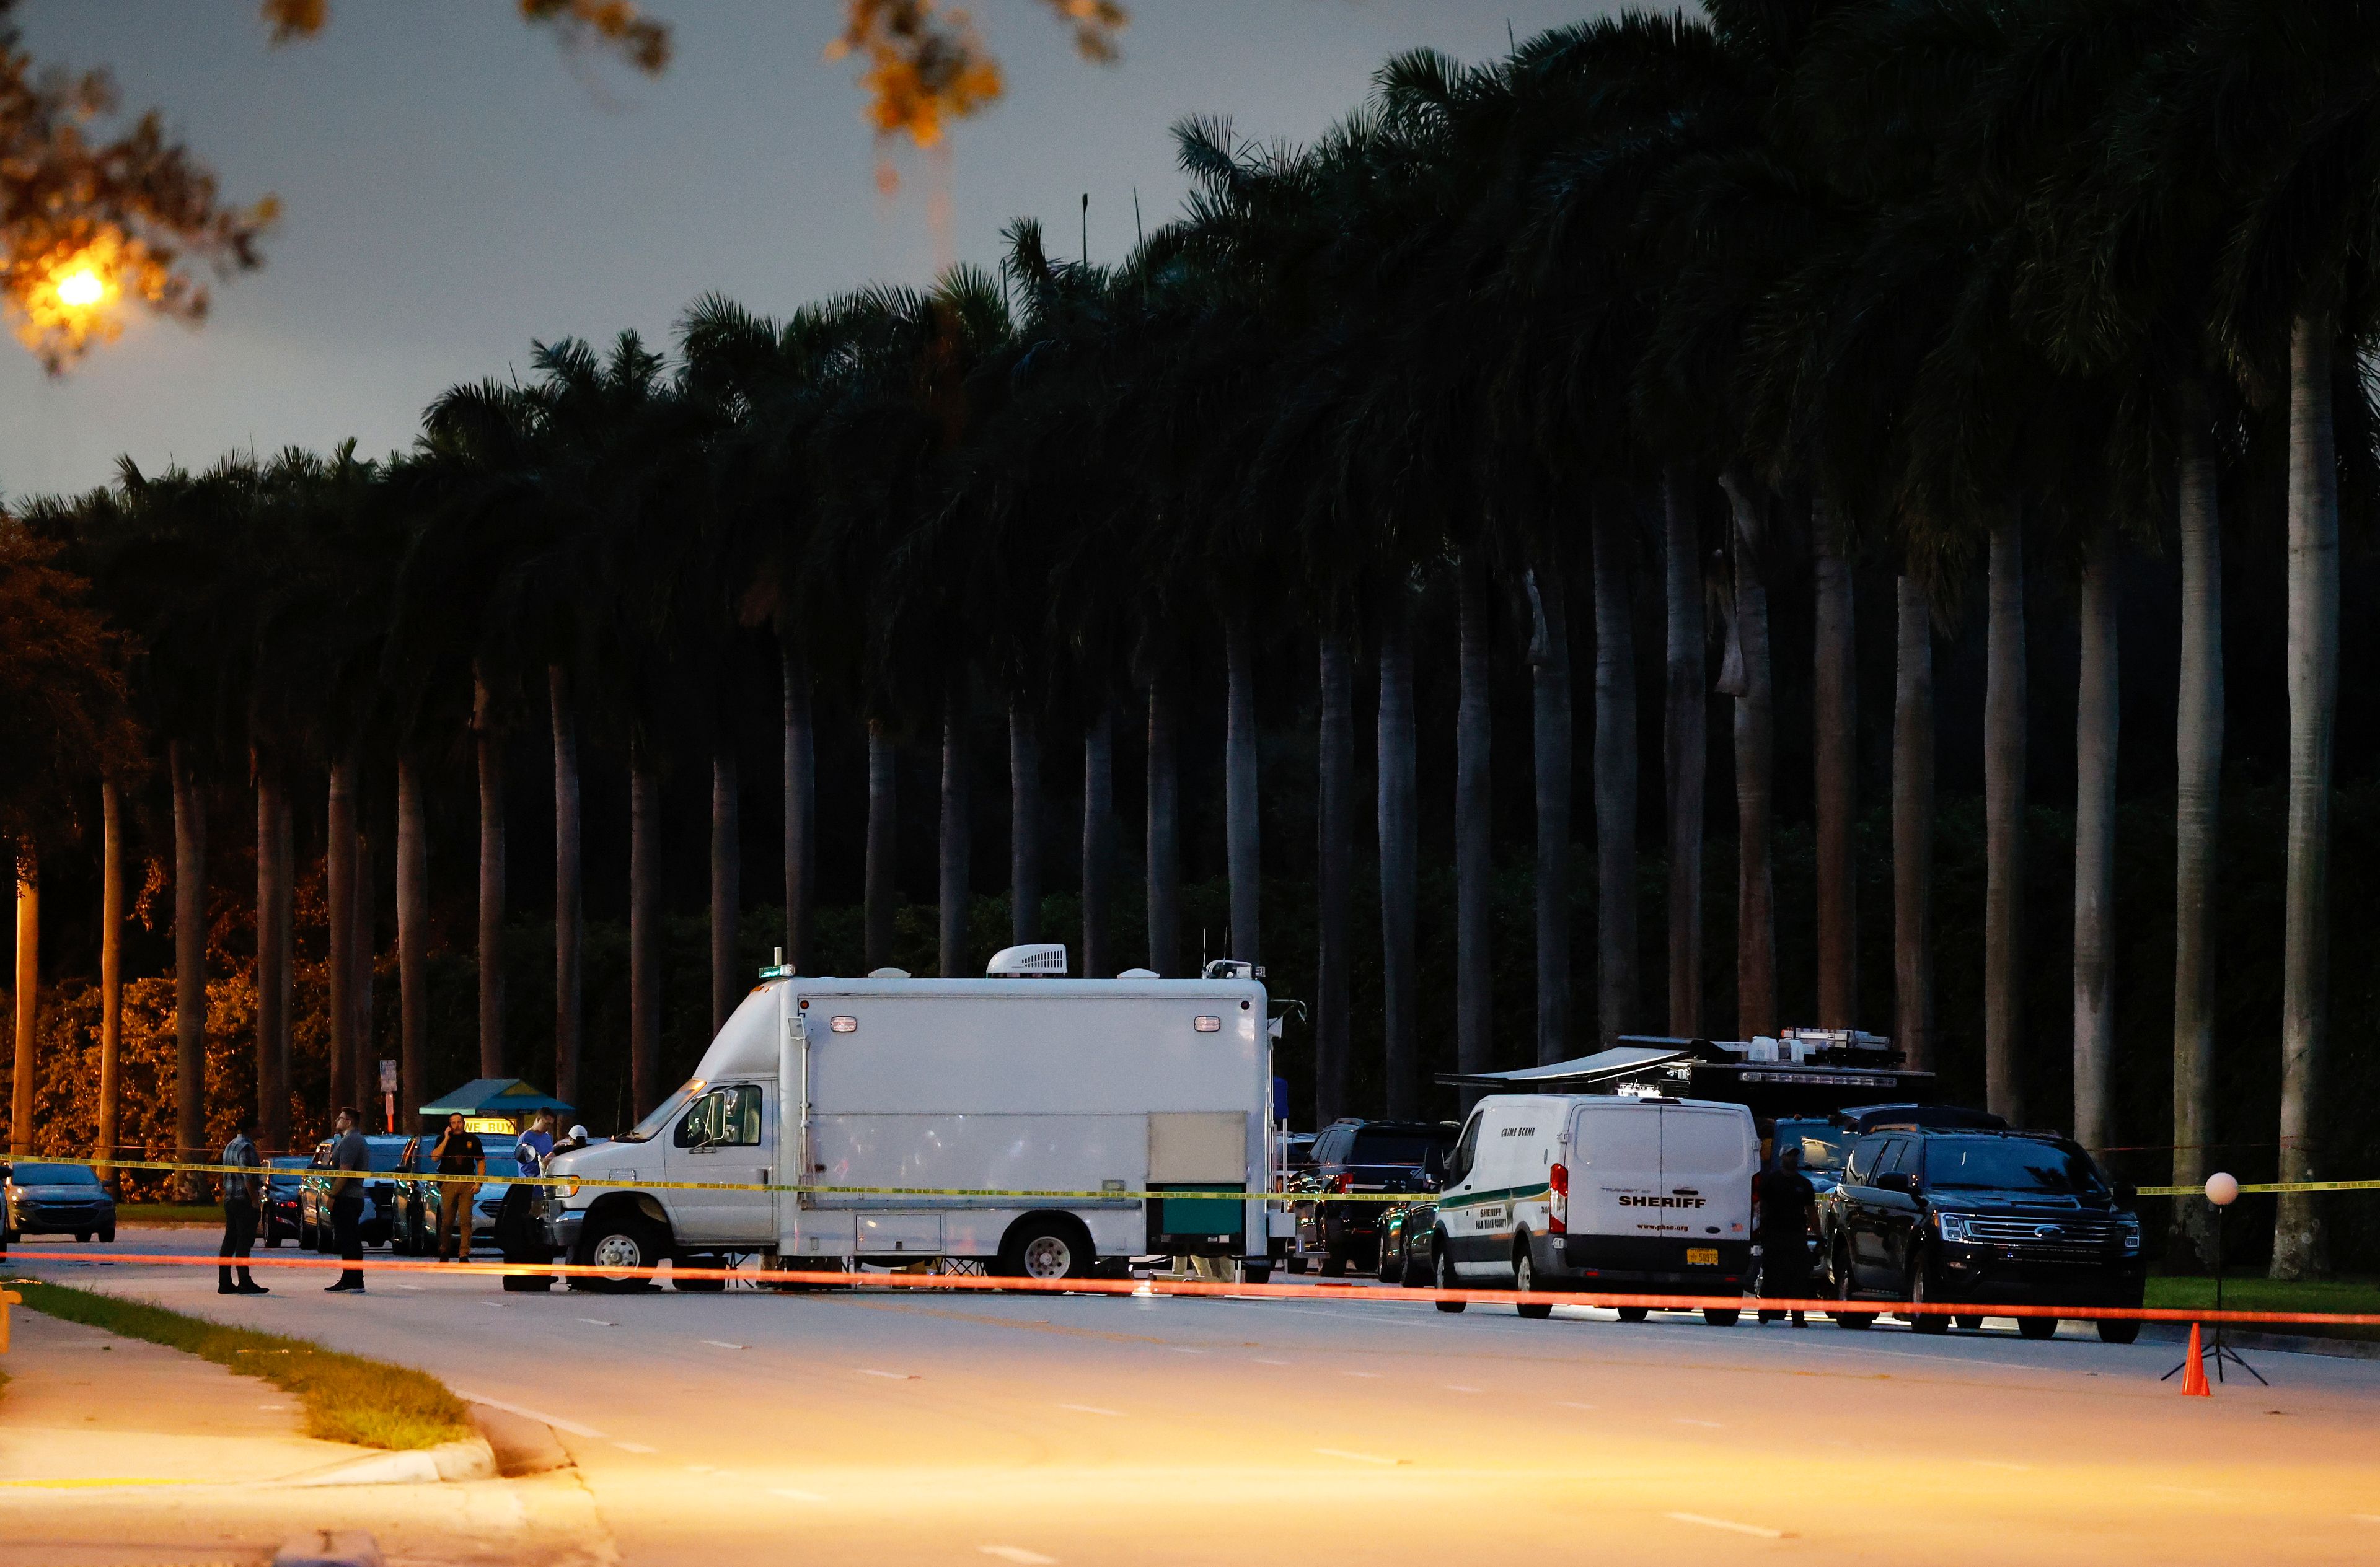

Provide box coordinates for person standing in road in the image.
[1755,1143,1820,1326]
[431,1112,485,1263]
[326,1108,370,1292]
[217,1113,269,1294]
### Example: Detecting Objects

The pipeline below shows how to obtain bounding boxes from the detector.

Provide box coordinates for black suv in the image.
[1825,1128,2144,1342]
[1292,1119,1458,1276]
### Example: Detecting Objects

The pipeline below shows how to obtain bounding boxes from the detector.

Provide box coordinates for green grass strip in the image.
[6,1277,470,1450]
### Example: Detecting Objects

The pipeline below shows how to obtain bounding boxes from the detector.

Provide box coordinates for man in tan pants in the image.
[431,1113,485,1262]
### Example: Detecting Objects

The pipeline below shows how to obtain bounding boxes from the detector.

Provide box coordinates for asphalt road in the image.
[12,1230,2380,1566]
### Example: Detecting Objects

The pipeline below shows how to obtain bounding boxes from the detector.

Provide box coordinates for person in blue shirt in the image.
[513,1112,556,1177]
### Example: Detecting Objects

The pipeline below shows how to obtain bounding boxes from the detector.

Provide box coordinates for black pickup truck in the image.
[1823,1128,2145,1342]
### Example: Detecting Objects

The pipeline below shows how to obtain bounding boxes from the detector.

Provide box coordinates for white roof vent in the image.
[1117,967,1158,979]
[987,944,1068,978]
[868,967,910,979]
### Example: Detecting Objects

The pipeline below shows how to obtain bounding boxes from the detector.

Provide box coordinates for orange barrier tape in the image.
[9,1250,2378,1328]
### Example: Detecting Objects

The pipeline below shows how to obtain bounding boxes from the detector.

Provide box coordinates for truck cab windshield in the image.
[614,1080,705,1144]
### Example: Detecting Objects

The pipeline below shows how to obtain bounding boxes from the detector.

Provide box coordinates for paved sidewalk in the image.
[0,1302,616,1567]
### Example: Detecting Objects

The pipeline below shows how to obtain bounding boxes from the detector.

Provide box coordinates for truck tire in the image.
[1615,1306,1650,1322]
[1433,1240,1466,1313]
[1703,1308,1740,1327]
[1241,1262,1272,1285]
[2096,1317,2140,1344]
[1378,1239,1406,1286]
[2017,1315,2059,1340]
[1908,1261,1950,1335]
[576,1211,666,1293]
[997,1218,1093,1282]
[1320,1250,1347,1278]
[1831,1249,1874,1329]
[1955,1314,1985,1332]
[98,1226,115,1244]
[1512,1242,1553,1319]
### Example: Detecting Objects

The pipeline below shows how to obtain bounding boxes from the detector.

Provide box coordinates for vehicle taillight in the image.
[1549,1161,1568,1234]
[1332,1172,1352,1195]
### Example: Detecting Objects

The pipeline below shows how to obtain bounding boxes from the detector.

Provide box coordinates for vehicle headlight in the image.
[1934,1212,1973,1243]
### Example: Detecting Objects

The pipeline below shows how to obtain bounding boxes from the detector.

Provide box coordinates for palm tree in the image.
[1314,635,1354,1120]
[550,663,583,1107]
[1981,516,2025,1123]
[1008,704,1040,947]
[1377,586,1418,1113]
[1719,472,1776,1039]
[1892,576,1935,1069]
[326,755,359,1105]
[1453,553,1492,1081]
[1591,495,1639,1046]
[1145,678,1181,975]
[470,666,506,1078]
[940,683,971,977]
[1223,613,1261,967]
[96,775,123,1169]
[1525,559,1573,1063]
[1081,704,1114,977]
[1812,499,1857,1028]
[2070,532,2119,1151]
[1662,473,1704,1038]
[9,853,33,1157]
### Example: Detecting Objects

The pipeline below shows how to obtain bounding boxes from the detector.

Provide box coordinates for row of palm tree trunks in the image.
[4,2,2380,1278]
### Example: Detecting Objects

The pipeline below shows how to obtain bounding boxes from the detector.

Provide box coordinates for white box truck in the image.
[541,948,1286,1290]
[1426,1091,1756,1324]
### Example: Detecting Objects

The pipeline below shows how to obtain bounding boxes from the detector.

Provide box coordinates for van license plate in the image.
[1686,1247,1719,1266]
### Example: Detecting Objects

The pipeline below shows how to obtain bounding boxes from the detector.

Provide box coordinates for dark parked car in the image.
[2,1161,116,1243]
[1292,1119,1458,1275]
[260,1155,311,1247]
[1375,1198,1438,1287]
[1823,1128,2144,1343]
[1776,1103,2006,1199]
[298,1134,411,1251]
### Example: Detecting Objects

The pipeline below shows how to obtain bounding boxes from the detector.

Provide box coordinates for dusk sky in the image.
[0,1,1623,501]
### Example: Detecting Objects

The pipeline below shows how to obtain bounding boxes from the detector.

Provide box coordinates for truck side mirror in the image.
[1875,1172,1916,1195]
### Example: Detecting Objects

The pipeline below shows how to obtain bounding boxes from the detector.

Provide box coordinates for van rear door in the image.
[1567,1101,1662,1238]
[1657,1105,1754,1263]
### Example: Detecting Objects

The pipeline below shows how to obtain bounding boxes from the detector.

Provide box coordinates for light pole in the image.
[2166,1171,2264,1386]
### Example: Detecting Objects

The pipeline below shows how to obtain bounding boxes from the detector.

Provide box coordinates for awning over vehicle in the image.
[1434,1043,1699,1091]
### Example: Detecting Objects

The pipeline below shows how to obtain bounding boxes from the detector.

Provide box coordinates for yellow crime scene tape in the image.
[29,1154,2380,1203]
[20,1153,1421,1205]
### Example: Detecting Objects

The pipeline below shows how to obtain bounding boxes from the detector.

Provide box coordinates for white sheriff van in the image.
[542,948,1285,1289]
[1427,1091,1756,1323]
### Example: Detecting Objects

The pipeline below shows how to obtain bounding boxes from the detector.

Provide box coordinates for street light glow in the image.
[56,268,104,308]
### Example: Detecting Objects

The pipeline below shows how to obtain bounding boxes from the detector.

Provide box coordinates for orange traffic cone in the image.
[2180,1323,2211,1397]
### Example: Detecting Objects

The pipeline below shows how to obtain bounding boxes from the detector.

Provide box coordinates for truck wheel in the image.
[1908,1262,1950,1335]
[1513,1245,1553,1319]
[1320,1250,1347,1278]
[98,1226,114,1244]
[998,1218,1092,1281]
[76,1231,91,1242]
[2017,1315,2059,1341]
[1831,1251,1874,1329]
[1955,1314,1985,1332]
[1402,1237,1434,1289]
[2096,1317,2140,1344]
[1241,1262,1272,1285]
[1615,1306,1650,1322]
[1432,1240,1465,1313]
[579,1213,666,1293]
[1703,1308,1740,1327]
[1285,1255,1309,1275]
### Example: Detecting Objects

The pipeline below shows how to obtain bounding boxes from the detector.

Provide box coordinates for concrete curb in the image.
[470,1402,575,1477]
[284,1435,497,1486]
[2136,1321,2380,1361]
